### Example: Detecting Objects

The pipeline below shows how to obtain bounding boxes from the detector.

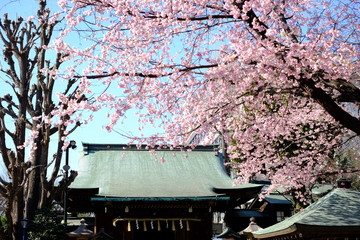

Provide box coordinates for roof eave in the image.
[91,196,230,202]
[252,224,298,239]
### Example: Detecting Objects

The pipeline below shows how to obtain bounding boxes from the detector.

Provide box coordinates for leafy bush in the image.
[0,216,8,240]
[28,207,66,240]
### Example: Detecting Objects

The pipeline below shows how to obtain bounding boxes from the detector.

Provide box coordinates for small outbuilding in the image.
[223,193,293,232]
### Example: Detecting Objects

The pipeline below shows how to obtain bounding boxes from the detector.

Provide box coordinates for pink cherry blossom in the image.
[58,0,360,202]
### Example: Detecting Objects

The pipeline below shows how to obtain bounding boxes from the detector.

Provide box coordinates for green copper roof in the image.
[70,143,261,198]
[252,188,360,238]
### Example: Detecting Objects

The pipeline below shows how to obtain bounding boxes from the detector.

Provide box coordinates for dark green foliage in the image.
[0,216,8,240]
[0,216,7,233]
[28,207,66,240]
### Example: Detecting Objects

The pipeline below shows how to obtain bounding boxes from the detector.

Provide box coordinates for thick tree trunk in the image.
[26,170,41,221]
[7,191,24,240]
[25,133,44,220]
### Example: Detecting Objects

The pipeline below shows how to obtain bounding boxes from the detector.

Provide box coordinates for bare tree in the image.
[0,1,81,238]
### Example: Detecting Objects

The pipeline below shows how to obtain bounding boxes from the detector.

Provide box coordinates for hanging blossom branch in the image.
[72,63,219,79]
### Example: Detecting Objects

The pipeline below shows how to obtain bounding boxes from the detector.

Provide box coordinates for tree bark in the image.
[300,77,360,135]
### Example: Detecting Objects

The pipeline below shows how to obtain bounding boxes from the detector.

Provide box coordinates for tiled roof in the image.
[252,188,360,238]
[264,194,292,205]
[70,143,261,198]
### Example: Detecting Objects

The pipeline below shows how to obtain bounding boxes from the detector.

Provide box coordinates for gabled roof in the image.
[70,143,262,199]
[252,188,360,239]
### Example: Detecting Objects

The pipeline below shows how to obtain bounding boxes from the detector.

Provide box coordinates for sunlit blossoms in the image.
[57,0,360,202]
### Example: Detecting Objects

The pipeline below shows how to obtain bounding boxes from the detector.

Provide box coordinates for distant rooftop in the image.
[253,188,360,239]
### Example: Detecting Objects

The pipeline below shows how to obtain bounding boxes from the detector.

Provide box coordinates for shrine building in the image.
[67,143,263,240]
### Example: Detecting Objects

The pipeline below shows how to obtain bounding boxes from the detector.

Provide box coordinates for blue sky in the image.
[0,0,161,171]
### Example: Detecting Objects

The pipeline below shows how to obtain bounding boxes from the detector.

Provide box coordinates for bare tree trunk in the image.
[7,190,24,240]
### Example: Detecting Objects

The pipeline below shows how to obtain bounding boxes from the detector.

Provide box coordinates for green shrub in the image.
[0,216,8,239]
[28,207,66,240]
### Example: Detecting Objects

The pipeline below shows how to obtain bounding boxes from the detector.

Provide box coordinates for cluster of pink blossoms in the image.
[55,0,359,202]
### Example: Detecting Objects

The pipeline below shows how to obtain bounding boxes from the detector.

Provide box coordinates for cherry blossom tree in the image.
[60,0,360,200]
[0,1,94,238]
[57,0,360,201]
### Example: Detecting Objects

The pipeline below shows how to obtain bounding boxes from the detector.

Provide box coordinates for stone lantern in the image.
[67,219,96,240]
